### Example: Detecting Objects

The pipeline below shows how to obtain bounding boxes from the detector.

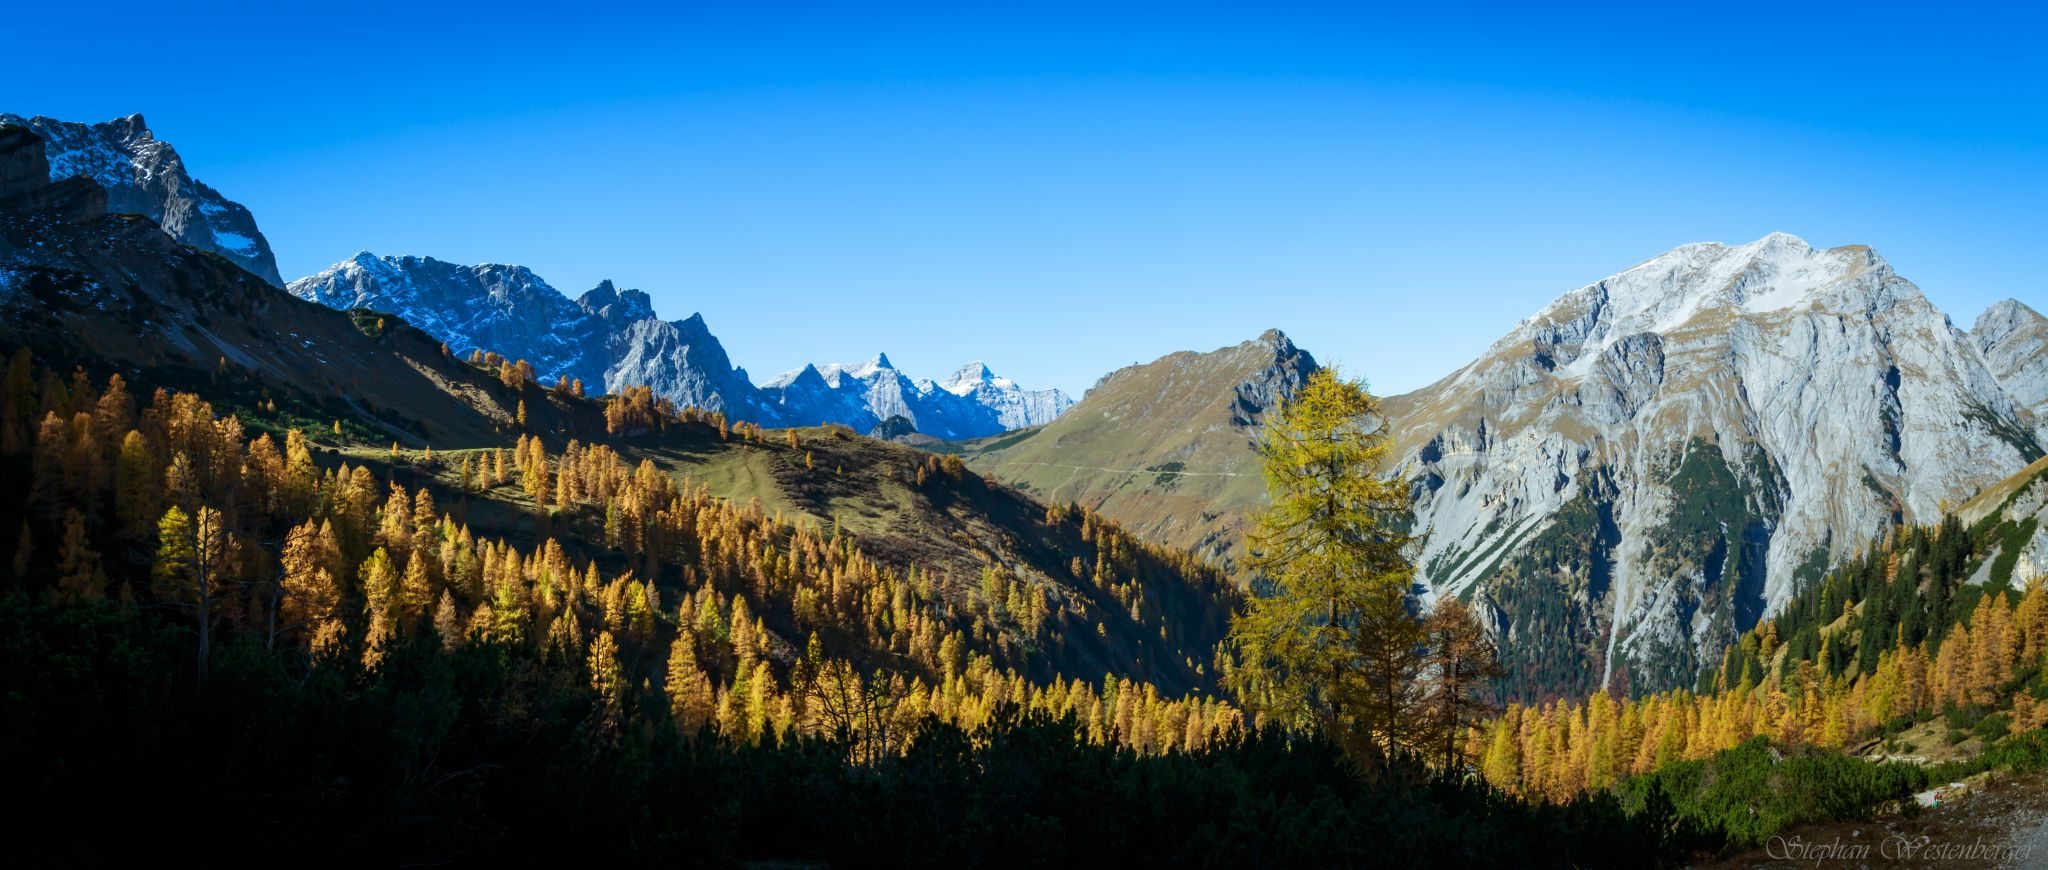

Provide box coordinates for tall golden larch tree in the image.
[1225,367,1421,771]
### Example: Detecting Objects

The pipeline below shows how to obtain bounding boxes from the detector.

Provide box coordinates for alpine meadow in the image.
[6,5,2048,867]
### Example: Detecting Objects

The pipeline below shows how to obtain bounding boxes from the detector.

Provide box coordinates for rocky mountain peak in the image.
[971,328,1310,569]
[0,112,283,286]
[1509,233,1896,382]
[1975,298,2045,335]
[941,361,1000,394]
[111,112,148,136]
[1972,298,2048,420]
[292,254,1061,437]
[1254,327,1294,349]
[575,279,657,322]
[759,352,1069,438]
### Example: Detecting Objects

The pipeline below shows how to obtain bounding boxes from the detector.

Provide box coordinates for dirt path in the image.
[1695,772,2048,868]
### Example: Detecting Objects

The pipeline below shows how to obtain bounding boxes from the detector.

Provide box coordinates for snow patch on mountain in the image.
[0,113,283,285]
[290,254,1068,437]
[759,354,1068,439]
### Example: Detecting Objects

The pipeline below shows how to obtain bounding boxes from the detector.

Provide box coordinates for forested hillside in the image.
[1472,462,2048,839]
[11,114,2048,865]
[0,349,1686,866]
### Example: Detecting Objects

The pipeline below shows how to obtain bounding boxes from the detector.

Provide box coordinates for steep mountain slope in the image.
[965,236,2045,701]
[0,127,521,447]
[1972,299,2048,420]
[0,113,282,285]
[967,330,1316,568]
[1386,233,2046,697]
[292,253,1065,437]
[762,353,1070,439]
[1958,455,2048,589]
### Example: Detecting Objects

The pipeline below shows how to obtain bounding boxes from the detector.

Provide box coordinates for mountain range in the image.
[13,110,2048,704]
[0,122,1223,695]
[0,113,1069,439]
[288,252,1071,438]
[973,233,2048,699]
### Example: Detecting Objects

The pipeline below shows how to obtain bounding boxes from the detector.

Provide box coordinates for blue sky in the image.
[6,2,2044,396]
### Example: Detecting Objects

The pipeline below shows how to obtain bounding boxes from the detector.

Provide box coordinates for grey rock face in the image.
[291,253,608,383]
[0,113,283,285]
[1972,299,2048,424]
[1228,329,1316,427]
[1387,233,2046,696]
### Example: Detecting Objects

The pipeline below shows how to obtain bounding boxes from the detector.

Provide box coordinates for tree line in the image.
[1474,495,2048,802]
[2,349,1243,759]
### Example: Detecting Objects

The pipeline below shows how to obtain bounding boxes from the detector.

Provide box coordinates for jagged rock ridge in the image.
[289,254,1066,437]
[287,253,776,421]
[0,113,283,285]
[762,353,1071,440]
[1972,299,2048,421]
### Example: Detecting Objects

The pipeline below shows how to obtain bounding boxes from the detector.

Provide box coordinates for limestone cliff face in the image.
[1972,299,2048,421]
[1387,233,2045,696]
[0,113,282,285]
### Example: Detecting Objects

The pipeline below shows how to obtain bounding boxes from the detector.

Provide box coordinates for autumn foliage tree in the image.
[1226,368,1427,770]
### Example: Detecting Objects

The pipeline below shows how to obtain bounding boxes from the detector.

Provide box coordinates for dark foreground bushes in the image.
[0,596,1749,866]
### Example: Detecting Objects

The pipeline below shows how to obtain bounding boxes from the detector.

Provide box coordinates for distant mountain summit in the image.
[290,253,1066,437]
[288,252,778,421]
[762,353,1071,440]
[940,361,1075,431]
[0,113,282,285]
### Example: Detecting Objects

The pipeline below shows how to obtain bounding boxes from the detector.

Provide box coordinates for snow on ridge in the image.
[0,113,283,285]
[288,252,1066,437]
[1536,233,1880,379]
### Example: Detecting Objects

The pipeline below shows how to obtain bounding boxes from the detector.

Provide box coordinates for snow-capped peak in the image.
[849,352,895,377]
[289,251,1072,440]
[940,361,1007,396]
[753,353,1072,438]
[1519,233,1892,379]
[763,363,831,390]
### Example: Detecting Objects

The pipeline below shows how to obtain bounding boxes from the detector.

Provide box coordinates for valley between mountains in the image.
[7,111,2048,865]
[8,113,2047,705]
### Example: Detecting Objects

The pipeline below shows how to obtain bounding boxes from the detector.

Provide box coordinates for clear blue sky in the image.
[7,2,2044,396]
